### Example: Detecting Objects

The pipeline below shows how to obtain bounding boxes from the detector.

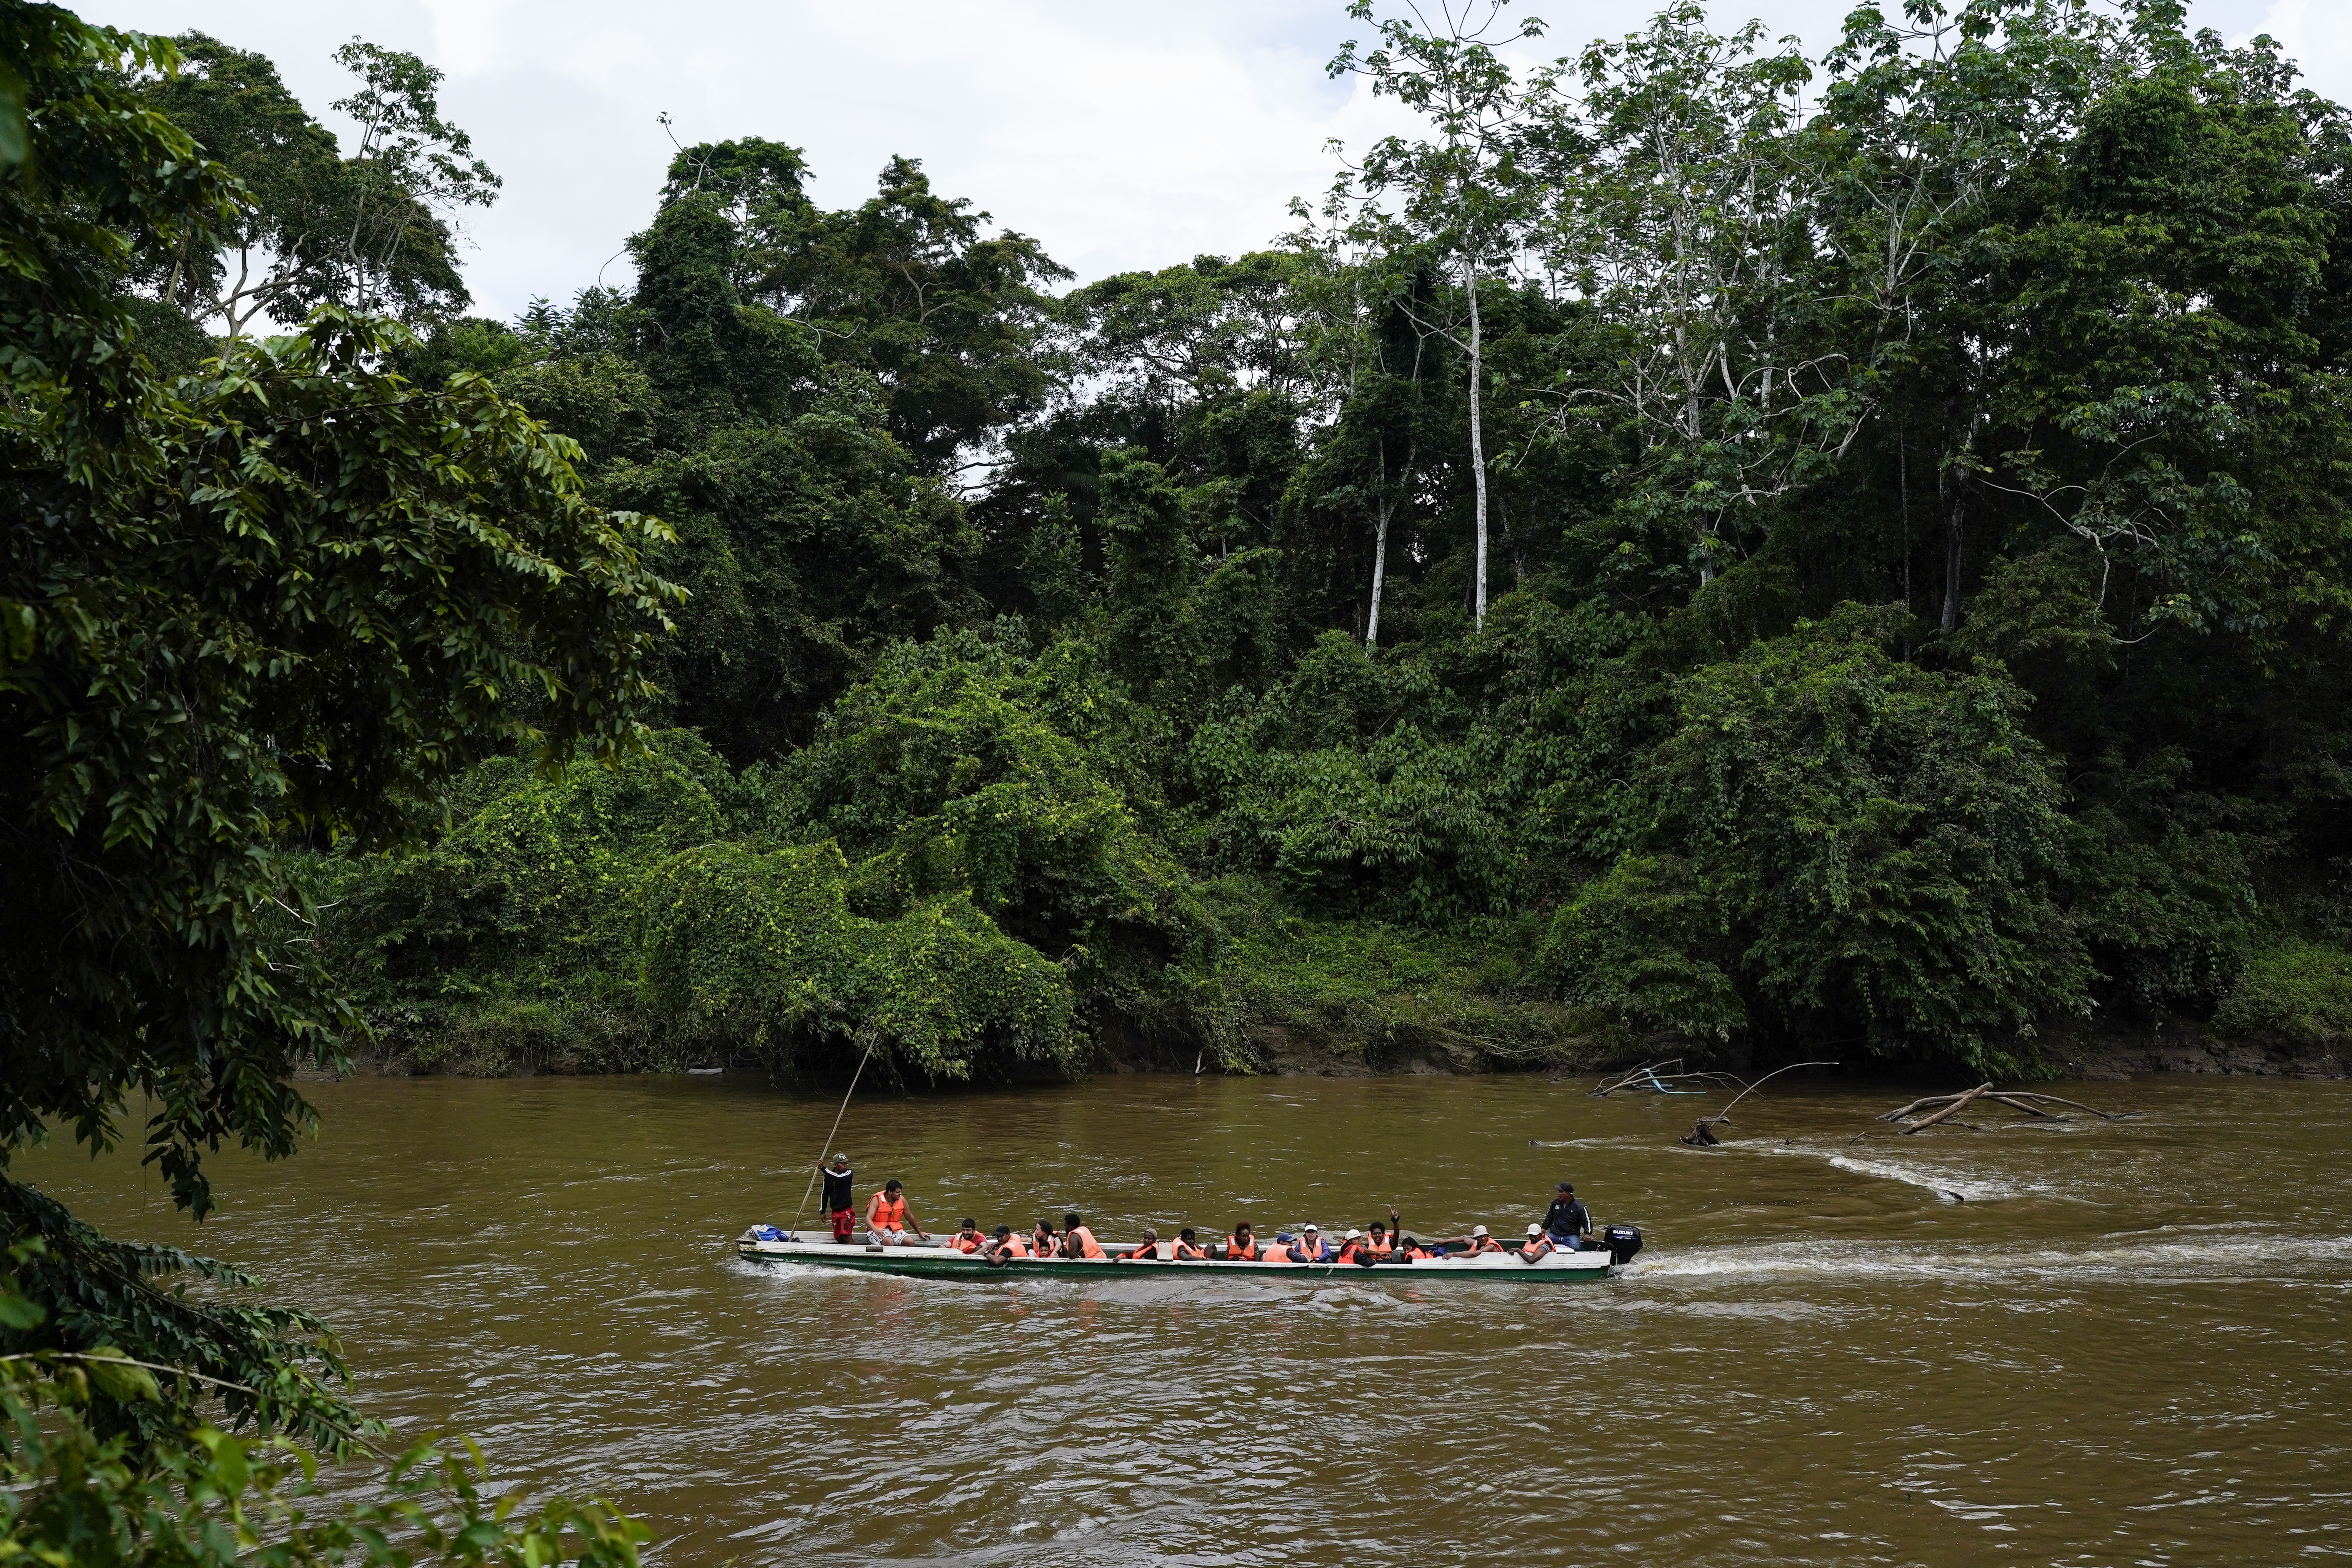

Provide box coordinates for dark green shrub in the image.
[2211,938,2352,1050]
[1544,607,2090,1071]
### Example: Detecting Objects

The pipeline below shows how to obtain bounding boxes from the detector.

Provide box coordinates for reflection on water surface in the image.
[20,1071,2352,1566]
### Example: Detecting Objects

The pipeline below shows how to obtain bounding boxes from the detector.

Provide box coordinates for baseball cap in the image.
[1345,1229,1363,1240]
[1303,1223,1320,1232]
[1527,1223,1544,1236]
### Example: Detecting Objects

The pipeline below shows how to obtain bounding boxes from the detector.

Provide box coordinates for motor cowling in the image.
[1602,1224,1642,1266]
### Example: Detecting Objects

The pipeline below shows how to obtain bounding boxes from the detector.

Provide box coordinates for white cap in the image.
[1471,1224,1490,1238]
[1527,1223,1544,1236]
[1303,1223,1319,1232]
[1345,1229,1363,1240]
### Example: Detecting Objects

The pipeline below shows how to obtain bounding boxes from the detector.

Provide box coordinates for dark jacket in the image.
[1543,1198,1591,1240]
[821,1166,855,1213]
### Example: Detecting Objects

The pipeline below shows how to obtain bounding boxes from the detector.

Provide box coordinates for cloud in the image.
[2258,0,2352,103]
[73,0,2340,321]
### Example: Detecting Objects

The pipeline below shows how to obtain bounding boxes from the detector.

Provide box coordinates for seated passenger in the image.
[1428,1223,1504,1255]
[864,1180,931,1247]
[1063,1212,1108,1260]
[1118,1228,1162,1262]
[1361,1222,1394,1258]
[1518,1223,1554,1263]
[946,1218,985,1254]
[989,1224,1027,1260]
[1171,1227,1208,1260]
[1279,1224,1330,1262]
[1222,1222,1259,1261]
[1030,1220,1061,1258]
[1336,1228,1371,1264]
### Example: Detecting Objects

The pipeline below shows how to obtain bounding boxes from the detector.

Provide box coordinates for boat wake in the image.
[1629,1228,2352,1286]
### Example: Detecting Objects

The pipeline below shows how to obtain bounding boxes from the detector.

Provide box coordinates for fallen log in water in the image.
[1879,1082,2134,1133]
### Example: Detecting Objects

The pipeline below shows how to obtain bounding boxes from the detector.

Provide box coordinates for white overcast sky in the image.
[74,0,2352,322]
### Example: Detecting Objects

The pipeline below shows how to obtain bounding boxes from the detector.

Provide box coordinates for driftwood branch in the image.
[1592,1059,1745,1097]
[1998,1090,2125,1120]
[1879,1083,2133,1133]
[1896,1083,1992,1132]
[1677,1060,1840,1146]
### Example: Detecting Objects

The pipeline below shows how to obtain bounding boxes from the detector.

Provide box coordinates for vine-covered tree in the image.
[1,4,663,1557]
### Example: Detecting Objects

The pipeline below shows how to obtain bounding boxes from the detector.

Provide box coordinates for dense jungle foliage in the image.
[317,0,2352,1085]
[0,4,657,1558]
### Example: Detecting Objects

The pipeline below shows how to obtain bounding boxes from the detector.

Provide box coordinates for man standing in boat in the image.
[818,1154,856,1244]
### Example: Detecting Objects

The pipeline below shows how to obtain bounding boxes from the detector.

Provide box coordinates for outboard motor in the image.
[1602,1224,1643,1267]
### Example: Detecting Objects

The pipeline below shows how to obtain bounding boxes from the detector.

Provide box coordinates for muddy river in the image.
[18,1070,2350,1565]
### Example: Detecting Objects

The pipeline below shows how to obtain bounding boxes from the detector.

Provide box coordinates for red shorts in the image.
[829,1208,854,1242]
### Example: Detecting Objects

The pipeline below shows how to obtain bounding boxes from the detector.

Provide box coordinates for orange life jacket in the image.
[870,1192,908,1228]
[1120,1241,1159,1262]
[1365,1234,1393,1256]
[948,1232,982,1253]
[1067,1225,1105,1260]
[1227,1235,1258,1261]
[1471,1236,1502,1253]
[997,1235,1030,1258]
[1172,1240,1207,1260]
[1031,1232,1060,1258]
[1336,1241,1364,1264]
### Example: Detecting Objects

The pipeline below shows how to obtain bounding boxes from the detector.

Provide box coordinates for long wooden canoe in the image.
[734,1231,1622,1281]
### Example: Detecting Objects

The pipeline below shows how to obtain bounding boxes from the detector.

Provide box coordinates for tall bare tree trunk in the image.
[1464,248,1488,630]
[1367,438,1414,648]
[1940,463,1965,636]
[1899,430,1911,615]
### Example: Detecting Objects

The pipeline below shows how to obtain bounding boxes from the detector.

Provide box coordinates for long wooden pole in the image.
[790,1041,876,1240]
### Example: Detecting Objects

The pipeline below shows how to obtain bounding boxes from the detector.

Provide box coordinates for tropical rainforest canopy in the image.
[322,0,2352,1088]
[4,0,2352,1552]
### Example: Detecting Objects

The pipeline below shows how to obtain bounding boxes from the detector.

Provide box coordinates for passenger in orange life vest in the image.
[864,1179,931,1247]
[1223,1221,1259,1261]
[1116,1228,1162,1262]
[1361,1221,1395,1258]
[1335,1228,1371,1264]
[1029,1220,1061,1258]
[1062,1213,1107,1260]
[945,1218,985,1254]
[1518,1223,1555,1263]
[987,1224,1027,1260]
[1171,1227,1208,1260]
[1276,1223,1330,1262]
[1428,1223,1503,1254]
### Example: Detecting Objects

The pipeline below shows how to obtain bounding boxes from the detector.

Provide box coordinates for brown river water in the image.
[16,1071,2352,1566]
